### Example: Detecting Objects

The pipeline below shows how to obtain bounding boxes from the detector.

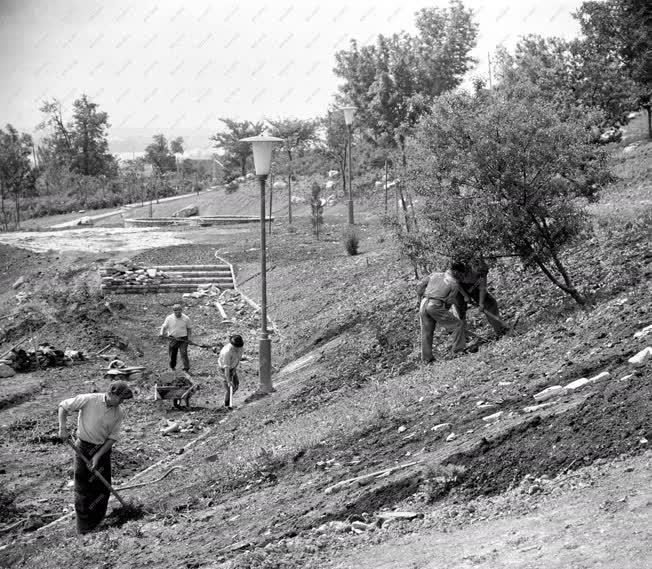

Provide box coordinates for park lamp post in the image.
[240,134,283,395]
[341,106,356,225]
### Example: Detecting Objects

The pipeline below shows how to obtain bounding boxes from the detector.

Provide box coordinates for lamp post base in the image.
[258,335,274,394]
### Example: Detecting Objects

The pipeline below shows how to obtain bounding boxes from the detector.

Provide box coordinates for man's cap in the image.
[230,334,244,348]
[109,380,134,400]
[173,304,182,310]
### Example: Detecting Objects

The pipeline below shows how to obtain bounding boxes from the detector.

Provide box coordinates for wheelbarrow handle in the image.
[66,438,128,508]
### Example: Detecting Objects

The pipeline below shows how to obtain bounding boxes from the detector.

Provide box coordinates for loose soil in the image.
[0,117,650,568]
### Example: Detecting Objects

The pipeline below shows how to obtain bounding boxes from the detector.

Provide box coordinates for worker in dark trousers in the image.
[159,304,193,373]
[58,381,133,533]
[454,259,508,337]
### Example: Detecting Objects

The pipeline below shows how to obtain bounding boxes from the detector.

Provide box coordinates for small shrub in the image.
[342,227,360,256]
[225,180,239,193]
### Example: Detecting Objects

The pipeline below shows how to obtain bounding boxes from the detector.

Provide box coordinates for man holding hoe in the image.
[58,380,133,533]
[160,303,193,374]
[216,334,244,410]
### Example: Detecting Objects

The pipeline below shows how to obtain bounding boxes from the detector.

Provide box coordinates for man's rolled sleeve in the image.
[59,394,91,412]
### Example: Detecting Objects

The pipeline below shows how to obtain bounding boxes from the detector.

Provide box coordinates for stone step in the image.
[152,265,231,271]
[101,283,235,294]
[102,276,233,284]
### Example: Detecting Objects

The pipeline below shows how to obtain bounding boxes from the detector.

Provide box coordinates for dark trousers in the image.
[168,336,190,371]
[454,288,507,334]
[74,439,111,534]
[222,368,239,407]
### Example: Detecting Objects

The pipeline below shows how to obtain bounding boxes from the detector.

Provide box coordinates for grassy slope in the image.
[1,117,650,568]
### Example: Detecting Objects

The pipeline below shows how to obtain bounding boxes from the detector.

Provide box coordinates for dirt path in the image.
[323,453,651,569]
[0,225,253,254]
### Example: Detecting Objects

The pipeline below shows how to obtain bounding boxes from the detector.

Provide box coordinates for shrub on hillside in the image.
[404,84,613,305]
[342,226,360,256]
[225,180,239,193]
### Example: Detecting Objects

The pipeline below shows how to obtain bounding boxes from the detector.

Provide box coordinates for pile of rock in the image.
[100,259,169,288]
[0,343,87,375]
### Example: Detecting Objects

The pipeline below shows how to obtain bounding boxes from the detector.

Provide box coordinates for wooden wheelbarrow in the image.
[153,382,199,409]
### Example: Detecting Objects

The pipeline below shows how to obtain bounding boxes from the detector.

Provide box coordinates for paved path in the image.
[49,187,219,229]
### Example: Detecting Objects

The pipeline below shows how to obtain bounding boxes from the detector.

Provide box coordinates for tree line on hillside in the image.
[0,0,648,306]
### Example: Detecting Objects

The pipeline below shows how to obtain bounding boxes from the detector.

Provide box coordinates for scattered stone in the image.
[564,377,589,391]
[0,363,16,378]
[446,433,457,442]
[351,520,375,532]
[377,511,422,524]
[431,423,452,432]
[628,347,652,366]
[482,411,503,422]
[633,324,652,339]
[12,276,25,289]
[397,425,407,433]
[533,385,565,402]
[172,205,199,218]
[587,371,610,383]
[523,402,553,413]
[619,374,634,382]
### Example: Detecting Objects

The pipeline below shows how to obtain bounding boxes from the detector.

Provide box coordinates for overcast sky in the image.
[0,0,585,150]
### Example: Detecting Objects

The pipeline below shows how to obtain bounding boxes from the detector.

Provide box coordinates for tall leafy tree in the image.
[575,0,652,135]
[317,108,348,197]
[495,35,638,126]
[144,134,177,174]
[404,85,613,305]
[210,118,263,180]
[267,117,317,224]
[38,95,116,177]
[334,0,477,230]
[0,125,35,230]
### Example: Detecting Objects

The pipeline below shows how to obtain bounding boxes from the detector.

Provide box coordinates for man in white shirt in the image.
[217,335,244,409]
[58,380,133,533]
[159,303,192,373]
[416,261,469,363]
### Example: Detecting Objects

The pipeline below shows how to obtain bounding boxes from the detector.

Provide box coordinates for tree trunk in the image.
[532,255,585,306]
[14,192,20,229]
[384,159,388,215]
[0,179,7,231]
[287,150,293,225]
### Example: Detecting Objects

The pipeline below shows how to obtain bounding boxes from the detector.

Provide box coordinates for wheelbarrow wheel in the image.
[184,396,192,409]
[172,399,182,409]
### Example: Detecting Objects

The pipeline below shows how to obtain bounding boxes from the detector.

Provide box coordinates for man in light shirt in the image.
[58,380,133,533]
[416,261,470,363]
[216,334,244,409]
[159,303,193,373]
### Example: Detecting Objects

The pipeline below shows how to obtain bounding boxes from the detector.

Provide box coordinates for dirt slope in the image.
[0,117,650,568]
